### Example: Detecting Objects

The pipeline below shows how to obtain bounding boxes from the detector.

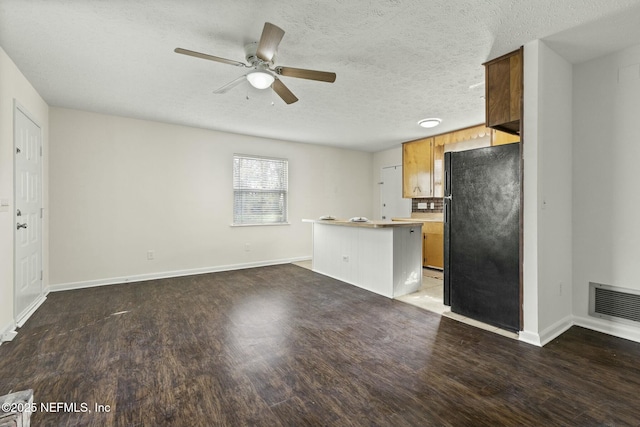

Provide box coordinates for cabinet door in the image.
[425,233,444,269]
[402,138,432,198]
[422,232,428,267]
[485,48,522,135]
[423,222,444,269]
[432,143,444,197]
[492,129,520,146]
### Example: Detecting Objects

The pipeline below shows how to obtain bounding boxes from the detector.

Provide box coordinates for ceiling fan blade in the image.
[213,75,247,94]
[256,22,285,62]
[174,48,247,67]
[275,66,336,83]
[272,78,298,104]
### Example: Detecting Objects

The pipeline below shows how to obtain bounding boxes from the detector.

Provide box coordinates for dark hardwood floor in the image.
[1,264,640,426]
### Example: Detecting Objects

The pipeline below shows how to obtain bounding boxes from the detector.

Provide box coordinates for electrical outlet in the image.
[430,202,435,209]
[147,250,154,260]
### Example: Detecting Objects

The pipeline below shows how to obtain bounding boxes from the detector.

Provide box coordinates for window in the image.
[233,154,288,225]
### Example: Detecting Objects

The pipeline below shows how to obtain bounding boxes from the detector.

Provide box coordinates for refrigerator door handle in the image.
[444,167,451,197]
[443,198,448,223]
[445,170,449,195]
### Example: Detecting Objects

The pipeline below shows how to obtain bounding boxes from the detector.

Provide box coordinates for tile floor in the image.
[394,268,518,339]
[293,260,518,340]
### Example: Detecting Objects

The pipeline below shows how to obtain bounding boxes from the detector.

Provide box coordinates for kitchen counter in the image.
[392,213,443,223]
[392,217,443,223]
[303,218,424,228]
[303,219,422,298]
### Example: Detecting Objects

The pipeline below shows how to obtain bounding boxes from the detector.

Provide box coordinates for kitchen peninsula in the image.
[303,219,423,298]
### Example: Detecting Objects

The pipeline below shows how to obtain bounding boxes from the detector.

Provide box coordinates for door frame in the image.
[13,100,45,327]
[379,165,411,220]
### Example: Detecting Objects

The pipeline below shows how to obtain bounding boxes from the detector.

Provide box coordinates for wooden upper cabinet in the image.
[492,129,520,146]
[433,124,491,197]
[484,48,523,135]
[403,125,501,199]
[433,124,491,146]
[403,138,432,198]
[432,143,444,197]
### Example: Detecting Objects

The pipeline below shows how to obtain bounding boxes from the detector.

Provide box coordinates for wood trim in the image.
[433,124,491,147]
[482,48,522,66]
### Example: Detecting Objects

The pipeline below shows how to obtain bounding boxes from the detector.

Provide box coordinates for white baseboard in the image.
[0,321,17,346]
[574,315,640,344]
[519,315,574,347]
[49,257,312,292]
[16,294,48,328]
[1,291,49,346]
[518,330,542,346]
[538,315,574,346]
[519,315,640,347]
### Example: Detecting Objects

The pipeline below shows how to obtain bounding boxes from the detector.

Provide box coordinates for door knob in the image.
[17,223,27,230]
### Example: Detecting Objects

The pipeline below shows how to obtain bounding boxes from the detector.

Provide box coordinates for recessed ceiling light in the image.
[418,118,442,128]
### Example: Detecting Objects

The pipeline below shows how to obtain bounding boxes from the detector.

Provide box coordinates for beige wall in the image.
[0,47,49,336]
[572,43,640,342]
[49,108,373,287]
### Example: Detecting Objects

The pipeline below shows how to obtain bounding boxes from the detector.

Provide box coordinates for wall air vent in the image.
[589,282,640,326]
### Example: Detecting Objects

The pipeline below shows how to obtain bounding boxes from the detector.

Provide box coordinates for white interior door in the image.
[14,104,43,325]
[380,166,411,220]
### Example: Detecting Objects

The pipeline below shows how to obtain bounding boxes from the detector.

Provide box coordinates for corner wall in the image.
[521,40,574,346]
[0,47,49,340]
[49,108,373,288]
[572,43,640,342]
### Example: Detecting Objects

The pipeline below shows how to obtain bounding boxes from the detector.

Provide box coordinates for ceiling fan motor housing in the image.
[245,42,274,66]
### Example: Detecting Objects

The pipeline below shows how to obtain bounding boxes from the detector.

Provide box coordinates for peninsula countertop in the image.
[304,217,423,298]
[391,213,443,223]
[302,218,423,229]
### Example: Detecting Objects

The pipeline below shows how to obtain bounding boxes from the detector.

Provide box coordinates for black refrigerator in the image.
[443,143,521,332]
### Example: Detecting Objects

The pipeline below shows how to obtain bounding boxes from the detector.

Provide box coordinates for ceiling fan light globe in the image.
[247,71,275,89]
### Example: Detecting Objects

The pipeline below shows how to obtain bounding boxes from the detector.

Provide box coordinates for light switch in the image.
[0,199,9,213]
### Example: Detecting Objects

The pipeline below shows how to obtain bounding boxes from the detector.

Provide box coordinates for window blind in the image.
[233,154,288,225]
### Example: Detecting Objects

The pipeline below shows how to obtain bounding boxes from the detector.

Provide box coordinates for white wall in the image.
[0,47,49,338]
[49,108,373,288]
[521,40,574,346]
[572,43,640,341]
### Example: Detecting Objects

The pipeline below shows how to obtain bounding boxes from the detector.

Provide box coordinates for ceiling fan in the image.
[175,22,336,104]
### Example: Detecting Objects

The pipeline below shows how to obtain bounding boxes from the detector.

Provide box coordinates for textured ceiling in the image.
[2,0,640,152]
